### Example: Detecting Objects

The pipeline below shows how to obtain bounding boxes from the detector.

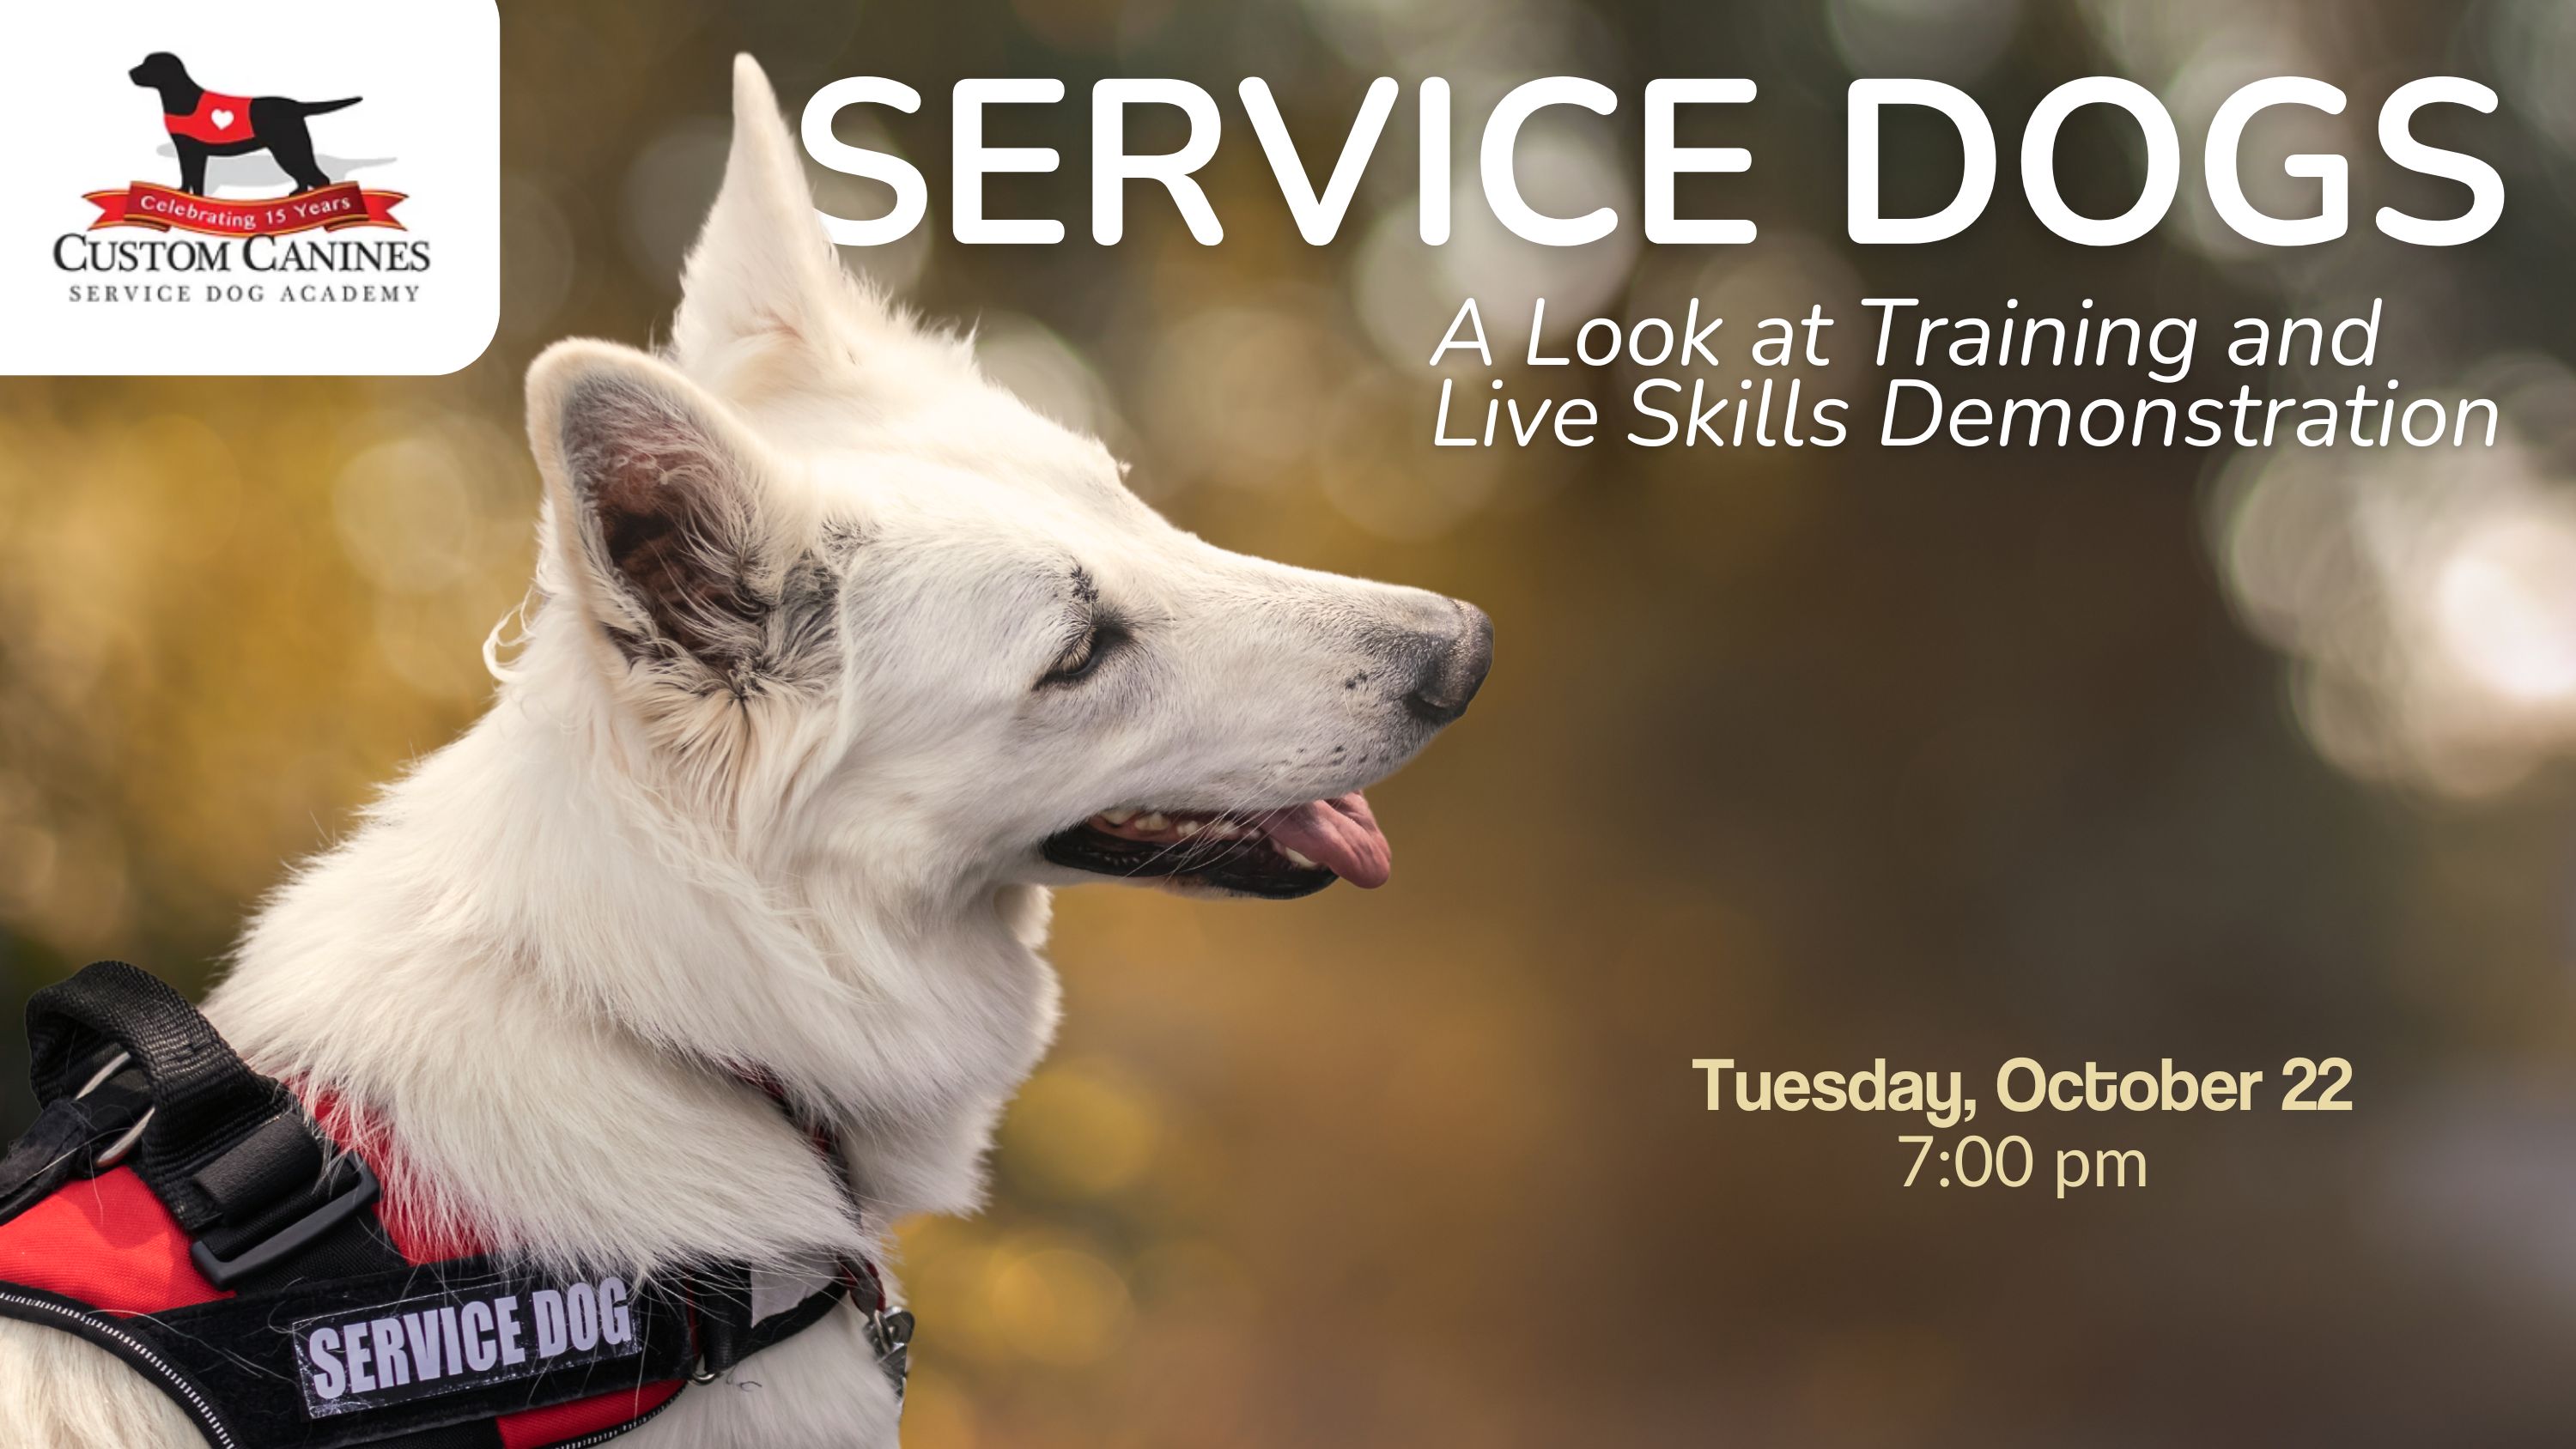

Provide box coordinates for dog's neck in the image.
[203,622,1061,1273]
[152,78,203,114]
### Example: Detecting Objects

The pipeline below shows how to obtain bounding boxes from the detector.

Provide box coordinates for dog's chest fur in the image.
[216,688,1062,1239]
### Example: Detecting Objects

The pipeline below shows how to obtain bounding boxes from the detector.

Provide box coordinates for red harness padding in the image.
[164,92,256,144]
[0,1165,226,1313]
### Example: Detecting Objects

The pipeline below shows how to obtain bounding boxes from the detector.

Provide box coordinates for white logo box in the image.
[0,0,498,375]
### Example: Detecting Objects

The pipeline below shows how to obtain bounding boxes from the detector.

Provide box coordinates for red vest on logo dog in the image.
[166,93,255,144]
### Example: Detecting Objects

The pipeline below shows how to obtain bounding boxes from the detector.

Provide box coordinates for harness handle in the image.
[25,961,298,1231]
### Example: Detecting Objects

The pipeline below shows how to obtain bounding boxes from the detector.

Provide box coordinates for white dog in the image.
[0,55,1486,1449]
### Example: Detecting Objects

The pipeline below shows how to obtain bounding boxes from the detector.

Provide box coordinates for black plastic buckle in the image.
[188,1155,380,1288]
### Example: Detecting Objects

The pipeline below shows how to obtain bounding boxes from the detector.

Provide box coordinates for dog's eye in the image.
[1039,619,1123,687]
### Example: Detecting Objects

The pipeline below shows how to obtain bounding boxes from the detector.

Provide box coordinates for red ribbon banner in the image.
[82,180,406,237]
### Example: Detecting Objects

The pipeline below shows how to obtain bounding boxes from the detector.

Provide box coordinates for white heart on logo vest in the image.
[211,108,235,130]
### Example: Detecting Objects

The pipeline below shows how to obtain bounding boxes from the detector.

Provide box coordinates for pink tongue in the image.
[1263,792,1392,888]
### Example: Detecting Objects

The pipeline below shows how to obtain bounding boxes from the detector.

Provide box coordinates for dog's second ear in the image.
[671,56,851,374]
[526,339,820,687]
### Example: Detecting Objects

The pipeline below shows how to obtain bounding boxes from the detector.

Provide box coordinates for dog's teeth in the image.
[1282,847,1320,869]
[1176,822,1202,838]
[1210,822,1248,840]
[1135,813,1170,832]
[1098,809,1134,826]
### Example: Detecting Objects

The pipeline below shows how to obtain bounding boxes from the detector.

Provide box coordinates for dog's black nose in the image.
[1402,601,1492,726]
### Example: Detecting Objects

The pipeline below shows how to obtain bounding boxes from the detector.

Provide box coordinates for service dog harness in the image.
[0,962,910,1448]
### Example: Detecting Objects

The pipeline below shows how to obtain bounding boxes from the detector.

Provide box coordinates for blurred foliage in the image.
[7,0,2576,1443]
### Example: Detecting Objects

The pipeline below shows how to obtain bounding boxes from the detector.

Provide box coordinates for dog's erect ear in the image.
[671,55,852,370]
[526,339,819,685]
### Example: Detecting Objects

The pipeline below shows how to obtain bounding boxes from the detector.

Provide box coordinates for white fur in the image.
[0,56,1478,1448]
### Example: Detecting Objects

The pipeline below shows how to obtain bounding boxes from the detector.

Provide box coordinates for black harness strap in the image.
[0,1063,149,1218]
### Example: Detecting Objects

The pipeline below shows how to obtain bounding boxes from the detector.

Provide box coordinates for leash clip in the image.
[868,1307,914,1398]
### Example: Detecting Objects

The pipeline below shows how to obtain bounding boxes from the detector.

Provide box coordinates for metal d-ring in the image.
[76,1050,154,1168]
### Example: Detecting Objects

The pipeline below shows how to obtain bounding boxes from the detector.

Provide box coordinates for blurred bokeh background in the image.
[9,0,2576,1442]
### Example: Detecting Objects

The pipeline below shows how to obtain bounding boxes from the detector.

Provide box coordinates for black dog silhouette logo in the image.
[86,52,405,237]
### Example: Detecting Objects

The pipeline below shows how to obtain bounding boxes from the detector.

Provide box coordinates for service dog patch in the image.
[291,1273,642,1419]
